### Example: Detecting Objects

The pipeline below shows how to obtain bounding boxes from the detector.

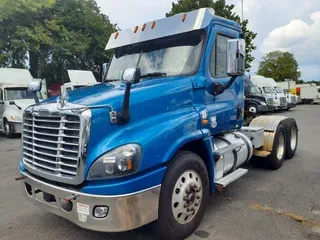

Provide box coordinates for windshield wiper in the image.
[140,72,167,78]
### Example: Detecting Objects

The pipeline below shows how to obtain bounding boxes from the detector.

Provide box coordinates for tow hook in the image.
[15,176,27,181]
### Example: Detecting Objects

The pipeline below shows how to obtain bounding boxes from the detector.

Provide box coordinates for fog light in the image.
[93,206,109,218]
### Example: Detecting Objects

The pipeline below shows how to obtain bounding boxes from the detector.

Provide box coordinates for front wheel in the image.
[4,120,13,138]
[154,151,209,240]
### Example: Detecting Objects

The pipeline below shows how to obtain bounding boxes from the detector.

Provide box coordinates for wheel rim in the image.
[249,106,257,113]
[290,125,297,150]
[277,131,285,160]
[172,170,203,224]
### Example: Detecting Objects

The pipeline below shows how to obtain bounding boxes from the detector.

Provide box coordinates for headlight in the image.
[260,102,267,105]
[87,144,142,180]
[10,116,22,121]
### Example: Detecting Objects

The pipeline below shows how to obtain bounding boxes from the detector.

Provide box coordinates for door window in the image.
[0,89,2,101]
[210,35,232,77]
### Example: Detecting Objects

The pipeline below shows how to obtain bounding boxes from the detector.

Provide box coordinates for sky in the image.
[96,0,320,81]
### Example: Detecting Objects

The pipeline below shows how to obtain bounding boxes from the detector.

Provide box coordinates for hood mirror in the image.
[28,80,42,103]
[122,67,141,84]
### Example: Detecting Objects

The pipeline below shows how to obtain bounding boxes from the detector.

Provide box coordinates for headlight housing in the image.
[87,144,142,180]
[260,102,267,106]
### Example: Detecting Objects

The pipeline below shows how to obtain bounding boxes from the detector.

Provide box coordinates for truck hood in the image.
[11,99,35,111]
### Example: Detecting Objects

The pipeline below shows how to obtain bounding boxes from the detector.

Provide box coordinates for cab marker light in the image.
[133,26,139,33]
[182,13,187,22]
[151,21,156,29]
[114,32,119,39]
[142,23,146,31]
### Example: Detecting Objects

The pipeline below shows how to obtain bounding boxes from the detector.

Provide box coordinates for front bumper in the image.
[287,103,296,109]
[258,105,271,113]
[9,121,22,134]
[20,171,160,232]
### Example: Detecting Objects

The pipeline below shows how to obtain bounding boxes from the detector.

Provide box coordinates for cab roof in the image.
[0,68,33,85]
[105,8,240,50]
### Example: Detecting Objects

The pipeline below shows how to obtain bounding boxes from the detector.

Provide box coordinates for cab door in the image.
[204,24,243,134]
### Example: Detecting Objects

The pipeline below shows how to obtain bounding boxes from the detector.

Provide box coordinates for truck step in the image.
[215,168,248,188]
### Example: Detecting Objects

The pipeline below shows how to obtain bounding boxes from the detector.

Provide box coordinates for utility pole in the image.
[241,0,244,22]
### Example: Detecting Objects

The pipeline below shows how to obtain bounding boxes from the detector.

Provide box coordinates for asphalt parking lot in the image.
[0,105,320,240]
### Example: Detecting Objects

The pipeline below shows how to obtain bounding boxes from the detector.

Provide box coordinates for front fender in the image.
[84,107,202,179]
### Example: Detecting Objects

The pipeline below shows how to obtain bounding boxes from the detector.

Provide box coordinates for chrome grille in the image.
[22,113,81,178]
[266,97,274,106]
[280,97,286,106]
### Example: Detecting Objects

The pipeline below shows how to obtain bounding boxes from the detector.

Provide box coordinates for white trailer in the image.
[64,70,98,92]
[264,78,288,110]
[0,68,42,137]
[296,84,320,104]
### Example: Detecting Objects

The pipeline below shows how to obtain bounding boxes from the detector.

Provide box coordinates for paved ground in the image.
[1,105,320,240]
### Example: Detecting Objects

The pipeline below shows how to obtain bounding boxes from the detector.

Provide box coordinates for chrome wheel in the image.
[277,131,285,160]
[172,170,203,224]
[290,125,297,150]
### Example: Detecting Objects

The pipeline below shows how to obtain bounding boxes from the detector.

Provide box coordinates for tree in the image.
[0,0,117,85]
[166,0,257,70]
[257,51,301,82]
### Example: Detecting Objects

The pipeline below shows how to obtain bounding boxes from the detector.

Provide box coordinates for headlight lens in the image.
[87,144,142,180]
[260,102,267,105]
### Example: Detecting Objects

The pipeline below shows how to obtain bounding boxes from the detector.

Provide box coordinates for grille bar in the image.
[22,112,81,178]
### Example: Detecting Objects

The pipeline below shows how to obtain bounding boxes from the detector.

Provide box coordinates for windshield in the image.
[106,30,204,81]
[274,87,284,93]
[5,88,42,101]
[262,86,274,94]
[249,86,261,95]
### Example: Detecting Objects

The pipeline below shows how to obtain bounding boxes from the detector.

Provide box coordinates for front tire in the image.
[154,151,209,240]
[4,120,13,138]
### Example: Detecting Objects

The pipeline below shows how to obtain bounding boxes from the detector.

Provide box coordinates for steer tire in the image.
[4,119,13,138]
[281,118,298,159]
[267,124,286,170]
[153,151,209,240]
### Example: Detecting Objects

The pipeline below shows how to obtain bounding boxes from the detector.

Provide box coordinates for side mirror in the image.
[9,100,15,105]
[226,39,245,76]
[28,81,42,103]
[102,63,109,79]
[28,81,42,92]
[122,67,141,84]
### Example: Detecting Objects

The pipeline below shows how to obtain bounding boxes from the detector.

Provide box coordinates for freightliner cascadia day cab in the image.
[19,8,299,240]
[244,77,272,116]
[0,68,44,137]
[265,77,288,110]
[250,75,277,110]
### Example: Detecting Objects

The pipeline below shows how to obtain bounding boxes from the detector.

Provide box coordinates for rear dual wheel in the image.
[154,151,209,240]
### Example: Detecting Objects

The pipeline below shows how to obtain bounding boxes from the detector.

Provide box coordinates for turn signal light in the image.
[182,13,187,22]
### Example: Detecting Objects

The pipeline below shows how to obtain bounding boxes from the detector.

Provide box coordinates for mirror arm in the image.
[212,76,238,96]
[33,92,40,104]
[15,104,22,110]
[118,83,132,124]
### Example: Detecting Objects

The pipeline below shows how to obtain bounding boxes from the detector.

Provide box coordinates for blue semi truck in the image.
[19,8,298,240]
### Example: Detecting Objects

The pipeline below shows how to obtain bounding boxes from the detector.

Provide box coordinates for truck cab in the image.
[0,68,43,137]
[244,78,271,115]
[19,8,298,240]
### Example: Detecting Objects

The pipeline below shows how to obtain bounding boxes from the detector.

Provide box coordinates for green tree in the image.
[0,0,116,85]
[166,0,257,70]
[257,51,301,81]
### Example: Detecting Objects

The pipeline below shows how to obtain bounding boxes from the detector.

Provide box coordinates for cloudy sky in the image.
[96,0,320,81]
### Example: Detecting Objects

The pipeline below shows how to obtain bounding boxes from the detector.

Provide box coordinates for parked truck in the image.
[64,70,98,92]
[296,83,320,104]
[265,77,288,110]
[0,68,44,137]
[19,8,299,240]
[250,75,277,110]
[244,77,272,116]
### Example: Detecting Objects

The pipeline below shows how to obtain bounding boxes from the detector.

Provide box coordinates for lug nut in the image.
[191,207,195,211]
[187,207,191,212]
[184,203,188,208]
[195,202,199,207]
[196,196,201,200]
[183,196,187,201]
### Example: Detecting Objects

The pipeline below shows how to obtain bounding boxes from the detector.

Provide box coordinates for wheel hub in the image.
[172,170,203,224]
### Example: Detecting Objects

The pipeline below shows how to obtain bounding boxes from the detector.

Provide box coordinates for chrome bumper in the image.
[20,171,160,232]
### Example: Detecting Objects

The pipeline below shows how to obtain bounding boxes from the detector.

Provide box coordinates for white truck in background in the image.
[64,70,98,92]
[250,75,277,110]
[34,78,48,99]
[296,83,320,104]
[265,78,288,110]
[0,68,44,137]
[277,81,297,108]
